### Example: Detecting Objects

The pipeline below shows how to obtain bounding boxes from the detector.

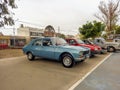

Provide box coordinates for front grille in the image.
[83,50,89,55]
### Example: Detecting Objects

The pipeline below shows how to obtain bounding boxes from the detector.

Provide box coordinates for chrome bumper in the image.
[75,56,86,61]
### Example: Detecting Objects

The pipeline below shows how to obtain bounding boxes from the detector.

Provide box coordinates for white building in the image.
[17,26,44,40]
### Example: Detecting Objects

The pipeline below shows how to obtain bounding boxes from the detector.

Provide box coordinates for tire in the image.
[89,51,95,58]
[61,54,74,68]
[27,52,35,61]
[107,46,116,52]
[89,53,95,58]
[80,59,85,62]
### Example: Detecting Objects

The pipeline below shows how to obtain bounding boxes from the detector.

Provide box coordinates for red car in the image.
[65,38,102,57]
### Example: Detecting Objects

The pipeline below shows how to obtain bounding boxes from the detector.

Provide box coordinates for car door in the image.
[41,38,55,59]
[31,39,43,57]
[31,38,55,59]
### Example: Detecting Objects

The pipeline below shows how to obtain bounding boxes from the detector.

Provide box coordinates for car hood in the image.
[106,42,120,46]
[87,44,101,49]
[76,43,96,49]
[106,42,118,44]
[60,45,89,51]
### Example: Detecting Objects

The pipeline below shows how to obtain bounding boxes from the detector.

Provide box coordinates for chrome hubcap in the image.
[63,56,72,66]
[109,48,114,52]
[28,53,32,59]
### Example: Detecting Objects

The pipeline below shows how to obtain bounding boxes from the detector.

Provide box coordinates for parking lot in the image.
[0,53,109,90]
[74,51,120,90]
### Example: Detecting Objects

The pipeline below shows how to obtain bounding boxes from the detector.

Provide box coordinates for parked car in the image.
[94,37,120,52]
[113,38,120,43]
[23,37,90,68]
[65,38,102,57]
[82,39,106,54]
[0,44,8,49]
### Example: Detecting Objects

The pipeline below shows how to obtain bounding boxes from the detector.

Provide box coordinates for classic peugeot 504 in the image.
[23,37,90,68]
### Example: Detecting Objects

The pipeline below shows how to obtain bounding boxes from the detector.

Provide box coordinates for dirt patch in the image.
[0,49,24,59]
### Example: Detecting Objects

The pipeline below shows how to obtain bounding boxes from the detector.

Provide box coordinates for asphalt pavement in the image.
[74,51,120,90]
[0,53,109,90]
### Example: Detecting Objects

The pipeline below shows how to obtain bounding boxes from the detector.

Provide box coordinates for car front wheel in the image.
[61,54,74,68]
[107,46,116,52]
[80,59,85,62]
[27,52,35,61]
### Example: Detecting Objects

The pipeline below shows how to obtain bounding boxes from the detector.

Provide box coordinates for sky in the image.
[1,0,103,35]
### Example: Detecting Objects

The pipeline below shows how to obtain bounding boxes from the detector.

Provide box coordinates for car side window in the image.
[97,39,100,43]
[69,40,76,45]
[115,40,118,42]
[33,39,42,46]
[83,40,88,44]
[43,39,52,46]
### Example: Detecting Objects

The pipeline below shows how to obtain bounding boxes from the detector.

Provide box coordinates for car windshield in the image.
[87,40,94,44]
[76,39,84,44]
[100,38,106,43]
[83,40,91,44]
[52,38,68,45]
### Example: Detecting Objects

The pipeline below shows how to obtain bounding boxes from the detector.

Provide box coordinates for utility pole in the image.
[13,27,15,47]
[13,19,19,48]
[58,26,60,37]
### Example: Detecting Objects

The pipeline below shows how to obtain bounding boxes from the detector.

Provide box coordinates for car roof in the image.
[34,37,61,40]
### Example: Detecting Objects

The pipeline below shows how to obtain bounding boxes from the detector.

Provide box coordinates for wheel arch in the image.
[26,51,33,55]
[107,46,116,52]
[107,46,116,49]
[59,52,74,61]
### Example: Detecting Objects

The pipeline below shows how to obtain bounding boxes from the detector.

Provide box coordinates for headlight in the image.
[95,48,98,51]
[79,51,83,56]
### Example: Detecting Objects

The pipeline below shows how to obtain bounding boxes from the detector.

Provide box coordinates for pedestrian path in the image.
[73,52,120,90]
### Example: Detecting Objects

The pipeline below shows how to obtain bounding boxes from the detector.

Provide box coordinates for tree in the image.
[57,33,65,39]
[95,0,120,35]
[0,0,17,27]
[115,25,120,34]
[79,21,105,39]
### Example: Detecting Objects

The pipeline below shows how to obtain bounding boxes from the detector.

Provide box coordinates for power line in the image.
[17,20,45,28]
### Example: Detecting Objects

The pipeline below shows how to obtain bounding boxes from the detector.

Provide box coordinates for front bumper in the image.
[101,49,107,53]
[91,50,101,55]
[75,56,86,62]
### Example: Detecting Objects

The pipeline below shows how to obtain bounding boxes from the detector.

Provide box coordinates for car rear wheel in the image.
[61,54,74,68]
[27,52,35,61]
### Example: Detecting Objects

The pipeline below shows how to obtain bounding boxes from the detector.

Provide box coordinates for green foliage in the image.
[0,0,17,27]
[114,25,120,34]
[79,21,105,39]
[58,33,65,39]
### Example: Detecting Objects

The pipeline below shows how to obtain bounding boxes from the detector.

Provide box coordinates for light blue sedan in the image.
[23,37,90,68]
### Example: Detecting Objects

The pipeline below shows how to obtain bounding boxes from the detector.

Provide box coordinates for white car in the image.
[94,37,120,52]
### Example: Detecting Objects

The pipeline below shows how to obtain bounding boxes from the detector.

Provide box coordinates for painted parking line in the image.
[69,53,113,90]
